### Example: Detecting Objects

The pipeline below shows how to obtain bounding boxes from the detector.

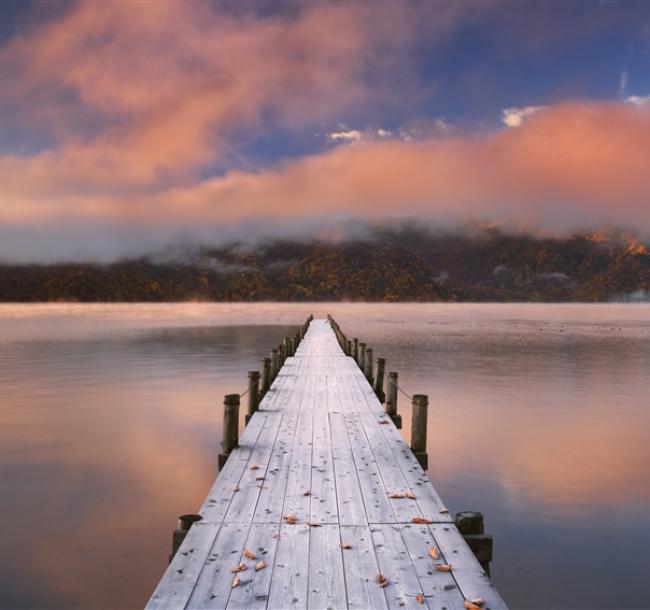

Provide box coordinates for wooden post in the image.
[364,347,374,384]
[278,343,285,367]
[245,371,260,424]
[218,393,240,469]
[352,338,358,362]
[169,514,203,562]
[374,358,386,403]
[347,340,352,356]
[385,371,402,428]
[261,357,271,396]
[410,394,428,469]
[358,343,366,370]
[284,336,292,358]
[270,349,279,381]
[455,512,493,576]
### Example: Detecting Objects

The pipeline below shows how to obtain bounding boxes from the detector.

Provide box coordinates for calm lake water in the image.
[1,303,649,610]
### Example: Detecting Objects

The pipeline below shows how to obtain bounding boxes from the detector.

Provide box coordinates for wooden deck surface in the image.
[147,320,507,610]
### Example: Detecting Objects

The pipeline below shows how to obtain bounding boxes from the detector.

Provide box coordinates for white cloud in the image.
[624,94,650,107]
[327,129,363,142]
[501,105,545,128]
[376,128,391,138]
[434,117,453,133]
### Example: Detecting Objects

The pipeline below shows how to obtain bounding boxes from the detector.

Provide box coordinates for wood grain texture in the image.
[146,320,506,609]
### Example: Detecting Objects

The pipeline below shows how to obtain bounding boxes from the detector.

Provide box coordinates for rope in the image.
[239,387,250,398]
[397,385,413,401]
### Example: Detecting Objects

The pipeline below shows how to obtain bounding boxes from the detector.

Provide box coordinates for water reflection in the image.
[0,304,649,609]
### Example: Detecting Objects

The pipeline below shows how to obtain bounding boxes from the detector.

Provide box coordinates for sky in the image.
[1,0,650,262]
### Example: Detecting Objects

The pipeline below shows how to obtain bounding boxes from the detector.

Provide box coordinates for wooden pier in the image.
[147,318,506,610]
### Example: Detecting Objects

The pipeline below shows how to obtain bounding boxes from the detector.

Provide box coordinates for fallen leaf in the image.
[233,485,240,492]
[428,547,440,560]
[231,563,247,573]
[464,601,481,610]
[307,521,321,527]
[375,574,389,588]
[243,549,257,560]
[389,492,405,499]
[404,492,417,499]
[255,560,266,571]
[435,564,452,572]
[378,420,390,425]
[411,517,433,524]
[231,575,240,588]
[250,464,259,470]
[341,543,352,550]
[303,490,311,496]
[284,514,297,524]
[471,598,485,607]
[255,476,265,481]
[416,594,425,605]
[439,507,449,514]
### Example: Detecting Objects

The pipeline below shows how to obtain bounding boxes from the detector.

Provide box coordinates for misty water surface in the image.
[1,303,649,609]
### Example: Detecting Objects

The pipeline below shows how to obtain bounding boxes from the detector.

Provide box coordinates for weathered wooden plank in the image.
[430,524,508,610]
[329,411,368,526]
[399,524,465,610]
[186,523,252,609]
[370,524,433,610]
[307,524,348,610]
[266,524,310,609]
[310,376,340,524]
[340,526,389,610]
[147,522,220,610]
[225,523,279,610]
[343,413,396,524]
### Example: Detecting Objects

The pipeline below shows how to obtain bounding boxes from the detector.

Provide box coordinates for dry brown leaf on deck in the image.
[231,575,240,589]
[255,476,265,481]
[411,517,433,524]
[435,563,452,572]
[231,563,247,573]
[303,490,311,496]
[404,492,416,499]
[428,547,440,560]
[307,521,321,527]
[255,560,266,571]
[341,543,352,550]
[243,549,257,560]
[375,574,389,588]
[250,464,259,470]
[378,420,390,425]
[233,485,240,492]
[388,492,405,499]
[464,601,481,610]
[284,514,297,524]
[471,598,485,607]
[439,507,449,514]
[416,594,425,605]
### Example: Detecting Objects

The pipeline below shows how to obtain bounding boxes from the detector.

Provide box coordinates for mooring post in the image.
[261,357,271,396]
[410,394,428,469]
[270,349,279,381]
[455,511,493,576]
[352,338,358,362]
[169,514,203,562]
[245,371,260,424]
[374,358,386,403]
[364,347,374,384]
[284,336,292,358]
[358,343,366,370]
[346,339,352,356]
[385,371,402,428]
[218,393,240,470]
